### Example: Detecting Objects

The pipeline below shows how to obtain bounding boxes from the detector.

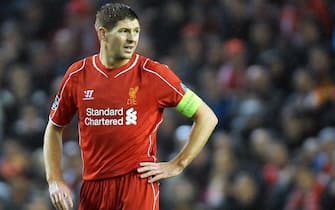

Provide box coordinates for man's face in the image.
[104,18,140,61]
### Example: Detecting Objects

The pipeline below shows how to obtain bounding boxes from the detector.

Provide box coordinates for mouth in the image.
[124,46,134,52]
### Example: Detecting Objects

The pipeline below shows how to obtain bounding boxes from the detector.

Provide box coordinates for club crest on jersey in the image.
[83,89,94,100]
[127,86,138,105]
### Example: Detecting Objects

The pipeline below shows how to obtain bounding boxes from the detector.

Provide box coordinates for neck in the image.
[99,47,130,69]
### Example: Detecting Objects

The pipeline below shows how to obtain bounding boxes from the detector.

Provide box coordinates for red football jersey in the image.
[49,54,186,180]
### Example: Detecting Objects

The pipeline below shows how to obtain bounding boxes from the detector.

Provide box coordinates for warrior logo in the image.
[83,90,94,100]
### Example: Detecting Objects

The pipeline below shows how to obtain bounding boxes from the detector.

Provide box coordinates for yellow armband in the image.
[176,89,202,118]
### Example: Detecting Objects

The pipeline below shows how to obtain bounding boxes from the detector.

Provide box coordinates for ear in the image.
[97,27,107,41]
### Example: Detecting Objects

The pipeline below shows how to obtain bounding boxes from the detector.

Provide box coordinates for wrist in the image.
[47,177,65,185]
[172,158,188,171]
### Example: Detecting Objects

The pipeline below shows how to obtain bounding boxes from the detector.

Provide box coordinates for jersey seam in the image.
[142,59,184,97]
[92,55,109,78]
[48,118,63,127]
[148,118,163,161]
[114,54,139,78]
[50,59,86,122]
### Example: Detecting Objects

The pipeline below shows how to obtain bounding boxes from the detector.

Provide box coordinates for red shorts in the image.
[79,172,159,210]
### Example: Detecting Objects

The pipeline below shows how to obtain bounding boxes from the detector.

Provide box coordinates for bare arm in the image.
[171,101,218,168]
[44,121,64,183]
[43,121,73,210]
[138,101,218,182]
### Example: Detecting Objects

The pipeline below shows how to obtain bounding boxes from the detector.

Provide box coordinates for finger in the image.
[149,174,164,183]
[140,171,153,178]
[59,196,69,210]
[140,169,162,178]
[65,193,74,208]
[53,193,65,210]
[62,197,70,210]
[137,167,147,173]
[50,200,58,210]
[51,193,61,208]
[140,162,157,166]
[56,192,64,206]
[54,200,64,210]
[50,193,57,205]
[137,165,158,173]
[50,194,58,209]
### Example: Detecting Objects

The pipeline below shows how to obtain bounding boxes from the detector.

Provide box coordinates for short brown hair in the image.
[95,3,139,31]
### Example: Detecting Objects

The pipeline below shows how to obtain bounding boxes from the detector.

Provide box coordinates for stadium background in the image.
[0,0,334,209]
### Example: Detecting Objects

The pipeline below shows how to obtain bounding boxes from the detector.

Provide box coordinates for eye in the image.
[118,28,128,33]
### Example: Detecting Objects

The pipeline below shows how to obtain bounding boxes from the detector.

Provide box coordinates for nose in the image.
[127,31,137,42]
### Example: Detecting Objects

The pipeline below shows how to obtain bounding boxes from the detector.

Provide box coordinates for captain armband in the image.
[176,89,202,118]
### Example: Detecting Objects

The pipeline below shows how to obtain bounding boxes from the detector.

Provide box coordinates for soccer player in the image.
[43,2,218,210]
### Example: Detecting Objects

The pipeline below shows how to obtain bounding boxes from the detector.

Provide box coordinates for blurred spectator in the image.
[205,131,237,209]
[217,38,247,97]
[161,175,198,210]
[0,139,29,181]
[221,172,263,210]
[197,68,233,129]
[258,49,289,93]
[283,166,324,210]
[13,104,45,150]
[314,127,335,175]
[51,28,78,75]
[28,41,54,92]
[248,21,274,63]
[219,0,250,39]
[24,194,52,210]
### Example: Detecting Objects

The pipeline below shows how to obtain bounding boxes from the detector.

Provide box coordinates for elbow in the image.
[211,112,219,129]
[202,109,218,129]
[206,105,218,128]
[214,114,218,126]
[194,104,219,128]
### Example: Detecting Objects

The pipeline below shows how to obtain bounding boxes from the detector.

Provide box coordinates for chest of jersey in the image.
[75,67,151,128]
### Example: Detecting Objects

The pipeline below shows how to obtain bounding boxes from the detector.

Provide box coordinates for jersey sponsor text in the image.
[85,107,137,126]
[86,107,123,116]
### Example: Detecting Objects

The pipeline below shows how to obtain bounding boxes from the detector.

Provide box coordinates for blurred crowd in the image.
[0,0,334,209]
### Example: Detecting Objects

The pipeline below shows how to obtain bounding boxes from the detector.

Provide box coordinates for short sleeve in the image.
[49,64,81,127]
[143,60,186,108]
